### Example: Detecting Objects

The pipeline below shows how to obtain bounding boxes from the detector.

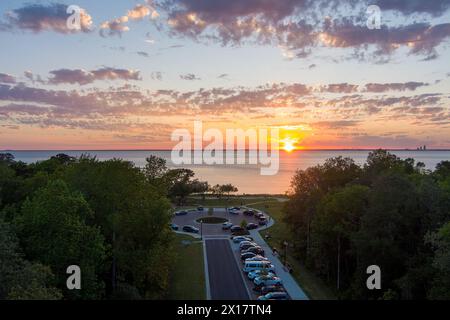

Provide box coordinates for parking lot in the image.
[171,207,270,237]
[171,206,308,300]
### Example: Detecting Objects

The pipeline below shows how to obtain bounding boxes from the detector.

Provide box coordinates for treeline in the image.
[0,153,205,300]
[284,150,450,299]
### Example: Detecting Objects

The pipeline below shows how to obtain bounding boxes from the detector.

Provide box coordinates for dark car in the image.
[257,285,285,294]
[239,243,257,251]
[255,212,265,219]
[182,225,199,233]
[246,223,258,230]
[242,246,265,256]
[169,223,179,230]
[175,210,188,216]
[240,252,256,261]
[197,206,204,211]
[258,218,268,225]
[243,210,254,216]
[230,225,244,233]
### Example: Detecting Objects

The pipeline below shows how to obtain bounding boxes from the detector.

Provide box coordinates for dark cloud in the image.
[313,120,360,129]
[0,80,447,133]
[373,0,450,16]
[151,71,163,81]
[364,82,428,92]
[160,0,450,60]
[180,73,201,81]
[1,3,92,34]
[136,51,150,57]
[0,73,16,84]
[320,83,359,93]
[48,67,141,85]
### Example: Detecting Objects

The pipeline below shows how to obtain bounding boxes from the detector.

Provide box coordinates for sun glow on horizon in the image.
[280,137,297,152]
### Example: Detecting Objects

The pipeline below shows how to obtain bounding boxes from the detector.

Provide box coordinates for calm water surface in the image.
[7,150,450,194]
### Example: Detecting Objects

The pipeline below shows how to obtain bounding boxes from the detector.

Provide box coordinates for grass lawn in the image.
[168,234,206,300]
[251,200,337,300]
[186,196,284,207]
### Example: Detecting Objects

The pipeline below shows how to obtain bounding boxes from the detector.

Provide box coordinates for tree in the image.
[220,184,238,199]
[426,222,450,299]
[0,218,61,300]
[63,157,175,298]
[240,219,248,229]
[166,168,195,205]
[189,180,210,202]
[311,185,369,291]
[15,180,106,299]
[0,153,15,164]
[284,157,361,260]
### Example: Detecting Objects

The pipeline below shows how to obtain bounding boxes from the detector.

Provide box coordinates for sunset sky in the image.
[1,0,450,150]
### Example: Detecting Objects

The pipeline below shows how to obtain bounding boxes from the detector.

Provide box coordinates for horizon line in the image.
[2,148,450,152]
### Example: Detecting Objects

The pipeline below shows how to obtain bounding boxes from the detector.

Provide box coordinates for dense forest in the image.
[0,153,209,299]
[284,150,450,299]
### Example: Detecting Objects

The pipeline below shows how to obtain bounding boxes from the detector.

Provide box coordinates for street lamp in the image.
[283,241,288,266]
[200,221,203,240]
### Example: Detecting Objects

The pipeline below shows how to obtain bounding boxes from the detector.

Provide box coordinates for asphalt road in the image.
[205,239,250,300]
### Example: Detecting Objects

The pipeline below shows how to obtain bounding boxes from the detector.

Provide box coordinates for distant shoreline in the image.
[3,149,450,152]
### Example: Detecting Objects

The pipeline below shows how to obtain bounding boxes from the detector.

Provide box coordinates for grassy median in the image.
[168,234,206,300]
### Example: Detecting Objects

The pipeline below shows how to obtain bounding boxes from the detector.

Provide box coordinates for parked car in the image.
[239,242,258,251]
[169,223,179,230]
[240,252,257,261]
[257,292,289,300]
[248,270,276,280]
[243,261,275,273]
[259,218,268,225]
[230,207,240,210]
[246,223,258,230]
[242,246,265,256]
[228,208,239,215]
[175,210,188,216]
[257,285,286,294]
[254,276,282,286]
[222,222,233,230]
[182,225,199,233]
[232,236,253,243]
[230,225,244,232]
[239,240,256,248]
[244,255,269,263]
[243,210,254,216]
[255,212,265,219]
[197,206,204,211]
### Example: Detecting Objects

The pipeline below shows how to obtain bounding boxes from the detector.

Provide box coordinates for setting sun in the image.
[281,137,296,152]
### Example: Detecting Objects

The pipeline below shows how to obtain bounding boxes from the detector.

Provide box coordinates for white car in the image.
[254,276,282,286]
[248,270,276,280]
[244,255,269,263]
[232,236,252,243]
[222,222,233,230]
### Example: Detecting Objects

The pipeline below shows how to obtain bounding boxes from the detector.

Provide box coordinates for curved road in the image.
[204,239,250,300]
